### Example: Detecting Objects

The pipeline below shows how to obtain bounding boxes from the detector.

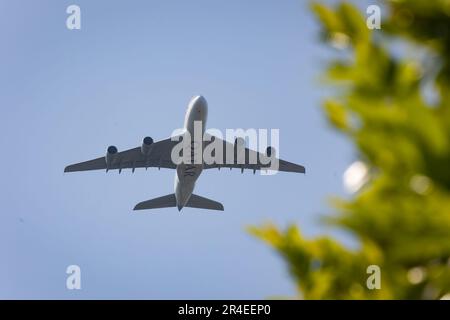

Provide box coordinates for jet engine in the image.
[234,137,245,147]
[141,136,154,155]
[106,145,118,168]
[266,146,275,158]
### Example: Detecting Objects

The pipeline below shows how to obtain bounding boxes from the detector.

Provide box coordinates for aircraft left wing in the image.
[64,137,179,173]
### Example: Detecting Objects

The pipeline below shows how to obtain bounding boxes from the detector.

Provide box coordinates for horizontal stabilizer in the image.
[133,193,224,211]
[133,194,176,210]
[186,194,224,211]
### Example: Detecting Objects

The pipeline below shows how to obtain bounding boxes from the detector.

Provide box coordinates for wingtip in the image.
[297,165,306,174]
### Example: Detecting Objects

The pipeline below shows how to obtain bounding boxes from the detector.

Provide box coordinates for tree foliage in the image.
[249,0,450,299]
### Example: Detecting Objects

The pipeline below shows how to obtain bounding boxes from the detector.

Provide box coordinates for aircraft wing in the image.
[202,134,305,174]
[64,137,179,173]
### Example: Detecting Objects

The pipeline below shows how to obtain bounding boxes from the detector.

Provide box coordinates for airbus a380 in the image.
[64,96,305,211]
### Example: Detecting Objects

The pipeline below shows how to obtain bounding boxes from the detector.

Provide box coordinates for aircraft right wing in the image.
[64,137,180,173]
[202,134,305,174]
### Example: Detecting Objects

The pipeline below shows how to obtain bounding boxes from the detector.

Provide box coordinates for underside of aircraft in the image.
[64,96,305,211]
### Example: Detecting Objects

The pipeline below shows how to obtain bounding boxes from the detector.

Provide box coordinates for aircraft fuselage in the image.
[174,96,208,210]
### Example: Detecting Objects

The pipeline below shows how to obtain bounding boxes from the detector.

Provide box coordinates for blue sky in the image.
[0,0,375,299]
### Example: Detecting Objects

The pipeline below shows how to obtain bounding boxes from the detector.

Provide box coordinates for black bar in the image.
[1,300,446,318]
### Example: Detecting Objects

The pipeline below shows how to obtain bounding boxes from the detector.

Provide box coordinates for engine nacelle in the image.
[106,145,118,168]
[141,136,154,155]
[234,137,245,147]
[266,146,275,158]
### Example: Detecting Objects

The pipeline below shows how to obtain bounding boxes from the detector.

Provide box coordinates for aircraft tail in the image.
[185,194,224,211]
[133,193,224,211]
[133,193,176,210]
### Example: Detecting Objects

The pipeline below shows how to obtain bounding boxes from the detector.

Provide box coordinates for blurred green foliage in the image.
[249,0,450,299]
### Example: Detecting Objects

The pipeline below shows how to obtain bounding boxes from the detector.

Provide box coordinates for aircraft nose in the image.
[192,95,208,112]
[194,95,206,104]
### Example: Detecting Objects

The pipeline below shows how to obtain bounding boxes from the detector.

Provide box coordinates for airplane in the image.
[64,95,305,211]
